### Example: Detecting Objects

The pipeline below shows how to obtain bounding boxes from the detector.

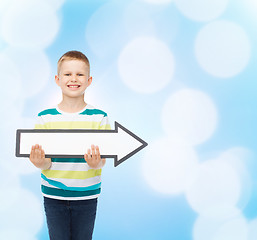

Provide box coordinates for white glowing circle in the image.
[246,0,257,15]
[0,116,39,175]
[248,219,257,240]
[193,214,247,240]
[0,165,21,212]
[194,216,224,240]
[142,137,199,194]
[174,0,229,22]
[123,3,156,38]
[161,89,218,145]
[123,1,180,51]
[0,0,16,15]
[0,54,22,113]
[0,189,44,235]
[0,229,37,240]
[45,0,66,10]
[141,0,172,5]
[85,2,126,58]
[195,20,251,78]
[213,217,248,240]
[3,48,51,98]
[118,37,175,94]
[1,0,60,48]
[218,147,252,209]
[185,159,241,218]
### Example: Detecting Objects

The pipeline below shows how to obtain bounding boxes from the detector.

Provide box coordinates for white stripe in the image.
[49,162,91,171]
[38,112,105,123]
[42,193,100,201]
[41,175,101,188]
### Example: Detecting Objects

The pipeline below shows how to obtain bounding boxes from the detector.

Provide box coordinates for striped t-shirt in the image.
[35,104,111,200]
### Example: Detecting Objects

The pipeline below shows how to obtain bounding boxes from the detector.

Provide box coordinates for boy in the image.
[29,50,111,240]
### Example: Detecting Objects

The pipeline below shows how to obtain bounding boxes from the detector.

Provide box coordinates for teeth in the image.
[68,85,79,88]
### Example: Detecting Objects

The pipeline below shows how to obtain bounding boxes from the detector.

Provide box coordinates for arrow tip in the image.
[114,122,148,167]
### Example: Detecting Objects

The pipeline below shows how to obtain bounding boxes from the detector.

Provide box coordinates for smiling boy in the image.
[29,50,111,240]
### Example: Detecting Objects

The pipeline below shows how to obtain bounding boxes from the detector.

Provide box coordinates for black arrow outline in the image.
[16,121,148,167]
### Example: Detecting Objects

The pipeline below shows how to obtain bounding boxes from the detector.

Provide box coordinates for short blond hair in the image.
[57,50,90,75]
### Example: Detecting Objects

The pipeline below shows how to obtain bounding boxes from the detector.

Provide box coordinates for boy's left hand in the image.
[84,145,106,169]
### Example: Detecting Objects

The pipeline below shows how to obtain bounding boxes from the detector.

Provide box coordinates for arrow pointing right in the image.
[16,121,148,167]
[108,122,148,166]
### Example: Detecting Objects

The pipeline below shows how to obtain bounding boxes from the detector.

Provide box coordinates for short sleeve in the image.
[34,115,46,129]
[99,115,111,130]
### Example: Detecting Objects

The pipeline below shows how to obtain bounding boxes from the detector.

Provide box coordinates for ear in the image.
[55,75,60,86]
[87,76,93,86]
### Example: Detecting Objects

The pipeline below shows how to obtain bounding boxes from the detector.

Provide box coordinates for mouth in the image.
[67,84,81,89]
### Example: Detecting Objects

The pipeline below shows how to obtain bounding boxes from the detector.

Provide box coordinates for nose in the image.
[71,74,77,82]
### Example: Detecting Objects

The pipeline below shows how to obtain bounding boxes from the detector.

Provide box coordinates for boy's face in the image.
[55,59,92,98]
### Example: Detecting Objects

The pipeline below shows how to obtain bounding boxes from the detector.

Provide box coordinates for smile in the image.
[67,85,81,88]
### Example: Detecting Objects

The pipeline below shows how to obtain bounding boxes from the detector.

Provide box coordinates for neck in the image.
[58,95,87,113]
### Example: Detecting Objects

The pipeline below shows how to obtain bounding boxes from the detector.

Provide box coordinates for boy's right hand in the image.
[29,144,52,170]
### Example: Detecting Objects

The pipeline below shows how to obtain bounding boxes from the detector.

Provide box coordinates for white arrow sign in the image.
[16,121,148,167]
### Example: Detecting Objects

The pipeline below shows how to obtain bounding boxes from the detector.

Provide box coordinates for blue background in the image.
[0,0,257,239]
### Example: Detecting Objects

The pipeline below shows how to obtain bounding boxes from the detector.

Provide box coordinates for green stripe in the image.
[52,158,86,163]
[41,173,101,191]
[80,109,107,117]
[35,121,106,129]
[38,108,61,116]
[42,168,102,180]
[42,185,101,197]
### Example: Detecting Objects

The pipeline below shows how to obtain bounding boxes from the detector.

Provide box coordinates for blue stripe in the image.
[42,185,101,198]
[80,109,107,117]
[38,108,61,116]
[52,158,86,163]
[41,173,101,191]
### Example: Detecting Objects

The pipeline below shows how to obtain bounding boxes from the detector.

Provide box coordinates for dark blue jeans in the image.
[44,197,97,240]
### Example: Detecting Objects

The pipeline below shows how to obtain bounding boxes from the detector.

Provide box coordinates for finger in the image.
[35,148,40,159]
[30,146,35,159]
[86,149,92,161]
[87,148,91,156]
[102,158,106,167]
[91,144,96,156]
[95,145,100,157]
[41,149,45,159]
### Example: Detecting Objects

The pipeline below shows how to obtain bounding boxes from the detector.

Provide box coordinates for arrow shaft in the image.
[18,131,118,157]
[16,122,148,167]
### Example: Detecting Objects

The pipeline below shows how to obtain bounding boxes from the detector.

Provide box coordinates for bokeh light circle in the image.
[174,0,229,22]
[3,48,51,98]
[141,0,172,4]
[248,218,257,240]
[213,216,248,240]
[142,137,199,195]
[118,37,175,94]
[195,20,251,78]
[0,116,40,176]
[185,159,241,218]
[0,165,21,212]
[161,89,218,145]
[193,214,248,240]
[1,0,60,48]
[45,0,66,10]
[85,2,126,58]
[0,54,22,113]
[218,147,252,209]
[0,229,37,240]
[0,189,44,235]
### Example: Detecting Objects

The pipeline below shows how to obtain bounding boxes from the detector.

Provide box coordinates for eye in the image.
[64,73,71,76]
[78,73,84,76]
